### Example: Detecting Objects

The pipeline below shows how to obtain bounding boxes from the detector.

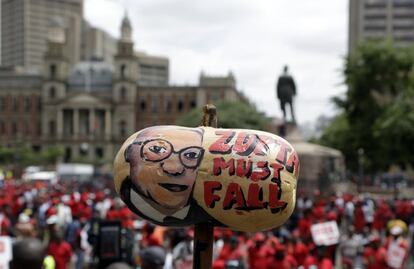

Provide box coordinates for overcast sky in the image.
[85,0,348,125]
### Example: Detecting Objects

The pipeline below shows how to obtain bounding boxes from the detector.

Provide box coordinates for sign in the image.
[0,236,12,269]
[311,221,340,246]
[387,243,406,269]
[114,126,300,232]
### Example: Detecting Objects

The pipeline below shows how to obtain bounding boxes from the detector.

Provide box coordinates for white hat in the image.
[390,226,403,236]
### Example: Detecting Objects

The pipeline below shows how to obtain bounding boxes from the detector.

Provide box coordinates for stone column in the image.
[105,108,111,141]
[89,108,95,139]
[57,109,63,139]
[73,109,79,139]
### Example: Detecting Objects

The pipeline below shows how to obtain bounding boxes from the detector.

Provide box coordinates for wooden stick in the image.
[193,104,217,269]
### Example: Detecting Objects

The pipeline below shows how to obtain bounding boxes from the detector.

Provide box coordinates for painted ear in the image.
[124,144,133,163]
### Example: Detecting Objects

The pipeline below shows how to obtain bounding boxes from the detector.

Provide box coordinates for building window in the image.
[37,120,42,137]
[165,96,172,112]
[140,100,146,111]
[12,96,18,112]
[24,97,31,112]
[0,97,4,112]
[120,64,126,79]
[0,121,4,135]
[151,98,158,113]
[12,122,17,136]
[190,100,196,108]
[49,120,56,136]
[95,147,104,159]
[49,87,56,99]
[64,147,72,163]
[37,97,42,111]
[177,100,184,112]
[120,121,127,137]
[50,64,56,78]
[120,87,127,101]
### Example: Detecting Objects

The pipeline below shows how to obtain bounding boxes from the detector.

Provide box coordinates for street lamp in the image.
[357,148,364,193]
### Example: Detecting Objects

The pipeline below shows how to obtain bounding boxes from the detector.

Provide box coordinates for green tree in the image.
[176,101,270,130]
[319,42,414,172]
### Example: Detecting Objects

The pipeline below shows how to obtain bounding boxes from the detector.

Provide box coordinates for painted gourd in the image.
[113,125,299,232]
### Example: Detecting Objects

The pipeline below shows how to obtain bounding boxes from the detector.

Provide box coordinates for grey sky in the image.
[85,0,348,124]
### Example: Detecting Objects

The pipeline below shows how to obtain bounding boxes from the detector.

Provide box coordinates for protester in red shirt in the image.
[248,233,273,269]
[293,239,309,266]
[47,231,73,269]
[298,209,312,240]
[267,244,296,269]
[141,223,162,247]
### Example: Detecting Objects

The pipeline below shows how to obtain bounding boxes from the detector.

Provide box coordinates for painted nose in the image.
[161,154,184,176]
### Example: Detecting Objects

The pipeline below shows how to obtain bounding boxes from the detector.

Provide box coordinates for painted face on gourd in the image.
[126,127,204,212]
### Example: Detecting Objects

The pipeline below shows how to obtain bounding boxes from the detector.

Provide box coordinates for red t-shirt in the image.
[318,258,334,269]
[267,257,292,269]
[293,243,309,266]
[47,241,73,269]
[248,245,273,269]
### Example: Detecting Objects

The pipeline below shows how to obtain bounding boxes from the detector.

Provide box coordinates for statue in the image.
[276,65,296,123]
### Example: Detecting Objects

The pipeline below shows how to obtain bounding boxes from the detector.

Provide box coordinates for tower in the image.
[113,13,139,139]
[42,17,69,140]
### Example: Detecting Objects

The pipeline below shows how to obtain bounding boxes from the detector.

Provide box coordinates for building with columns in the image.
[0,15,243,162]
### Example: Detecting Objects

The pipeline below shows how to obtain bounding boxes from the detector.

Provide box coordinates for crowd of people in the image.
[0,179,413,269]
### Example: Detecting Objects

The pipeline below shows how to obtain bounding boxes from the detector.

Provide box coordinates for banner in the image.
[311,221,339,246]
[0,236,12,269]
[387,243,406,269]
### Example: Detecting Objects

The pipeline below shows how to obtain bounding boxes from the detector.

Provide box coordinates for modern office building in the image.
[1,0,83,72]
[349,0,414,53]
[0,16,243,162]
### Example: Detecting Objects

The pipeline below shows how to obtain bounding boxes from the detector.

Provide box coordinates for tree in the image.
[318,41,414,172]
[176,101,270,131]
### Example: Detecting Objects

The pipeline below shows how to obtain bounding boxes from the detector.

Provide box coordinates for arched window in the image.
[120,64,126,79]
[120,87,127,101]
[50,64,56,78]
[190,100,196,108]
[49,87,56,99]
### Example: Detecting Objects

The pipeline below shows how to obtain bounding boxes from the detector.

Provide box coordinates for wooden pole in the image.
[193,104,217,269]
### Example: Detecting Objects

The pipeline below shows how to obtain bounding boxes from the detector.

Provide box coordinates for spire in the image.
[121,11,132,42]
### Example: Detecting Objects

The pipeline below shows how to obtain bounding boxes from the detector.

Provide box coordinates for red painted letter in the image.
[204,181,222,208]
[235,159,253,178]
[247,183,264,208]
[223,183,246,210]
[233,132,257,156]
[213,157,235,176]
[209,131,236,154]
[250,161,270,182]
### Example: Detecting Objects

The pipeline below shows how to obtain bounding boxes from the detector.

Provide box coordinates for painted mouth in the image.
[158,183,189,192]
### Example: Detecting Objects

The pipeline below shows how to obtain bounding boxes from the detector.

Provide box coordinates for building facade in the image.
[349,0,414,53]
[0,16,243,162]
[1,0,83,72]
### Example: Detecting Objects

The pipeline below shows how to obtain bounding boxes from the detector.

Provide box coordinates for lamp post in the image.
[357,148,364,193]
